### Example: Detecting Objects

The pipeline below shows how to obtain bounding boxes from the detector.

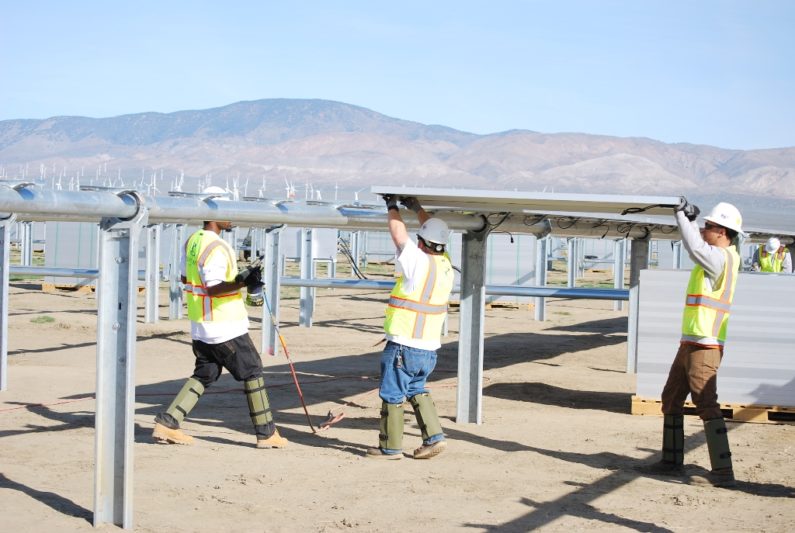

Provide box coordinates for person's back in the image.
[367,195,453,460]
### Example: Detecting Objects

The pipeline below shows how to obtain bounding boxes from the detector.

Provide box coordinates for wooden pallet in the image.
[41,282,146,294]
[631,395,795,424]
[41,282,95,294]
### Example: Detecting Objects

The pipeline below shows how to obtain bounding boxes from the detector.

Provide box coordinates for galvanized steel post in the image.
[613,238,627,312]
[93,192,146,529]
[0,215,15,391]
[456,228,487,424]
[626,236,650,373]
[20,221,33,266]
[167,224,185,320]
[144,224,161,323]
[672,240,683,269]
[534,236,548,321]
[299,228,315,327]
[567,238,578,287]
[261,226,282,356]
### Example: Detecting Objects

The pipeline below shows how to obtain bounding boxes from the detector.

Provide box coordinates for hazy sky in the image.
[1,1,793,150]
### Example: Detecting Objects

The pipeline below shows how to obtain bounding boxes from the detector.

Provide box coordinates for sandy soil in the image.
[1,281,793,532]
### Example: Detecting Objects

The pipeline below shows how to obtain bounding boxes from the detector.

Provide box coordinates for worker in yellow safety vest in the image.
[752,237,792,273]
[366,195,454,460]
[152,186,287,449]
[637,200,743,487]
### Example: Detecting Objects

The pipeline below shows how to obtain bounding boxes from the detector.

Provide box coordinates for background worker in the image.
[367,195,454,460]
[751,237,792,273]
[152,186,287,449]
[637,200,743,488]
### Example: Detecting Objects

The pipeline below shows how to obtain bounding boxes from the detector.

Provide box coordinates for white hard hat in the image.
[417,218,450,245]
[765,237,781,253]
[202,185,230,200]
[703,202,743,234]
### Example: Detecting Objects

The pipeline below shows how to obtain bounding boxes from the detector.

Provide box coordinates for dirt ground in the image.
[1,280,793,532]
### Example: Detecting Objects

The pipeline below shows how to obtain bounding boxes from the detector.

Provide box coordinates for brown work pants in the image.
[661,342,724,420]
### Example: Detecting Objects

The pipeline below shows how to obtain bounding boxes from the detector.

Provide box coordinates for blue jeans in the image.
[379,341,444,446]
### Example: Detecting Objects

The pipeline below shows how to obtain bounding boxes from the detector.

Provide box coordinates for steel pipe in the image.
[0,184,487,233]
[281,277,629,301]
[0,186,138,221]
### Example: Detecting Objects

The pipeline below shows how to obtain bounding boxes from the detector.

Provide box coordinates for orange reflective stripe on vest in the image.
[384,253,453,341]
[183,231,245,323]
[682,246,739,342]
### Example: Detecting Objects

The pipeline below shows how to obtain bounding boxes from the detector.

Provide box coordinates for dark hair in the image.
[725,228,738,241]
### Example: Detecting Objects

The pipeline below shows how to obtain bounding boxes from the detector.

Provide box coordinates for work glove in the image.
[683,203,700,221]
[235,263,262,285]
[383,194,399,211]
[244,267,265,306]
[399,196,422,213]
[244,268,264,294]
[674,198,700,221]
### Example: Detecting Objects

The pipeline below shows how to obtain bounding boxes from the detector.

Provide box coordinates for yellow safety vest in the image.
[384,253,454,341]
[759,245,788,273]
[681,246,740,344]
[183,230,246,323]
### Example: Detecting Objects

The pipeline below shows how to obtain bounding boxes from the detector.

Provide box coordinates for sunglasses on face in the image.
[703,223,721,232]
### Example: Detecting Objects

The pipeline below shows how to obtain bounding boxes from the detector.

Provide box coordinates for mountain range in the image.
[1,99,794,208]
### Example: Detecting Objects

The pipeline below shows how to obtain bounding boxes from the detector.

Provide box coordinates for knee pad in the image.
[165,377,205,425]
[244,376,274,430]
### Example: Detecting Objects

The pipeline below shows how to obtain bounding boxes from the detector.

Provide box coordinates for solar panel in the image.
[371,186,681,217]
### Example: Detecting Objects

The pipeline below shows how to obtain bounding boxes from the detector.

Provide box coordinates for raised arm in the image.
[384,194,410,250]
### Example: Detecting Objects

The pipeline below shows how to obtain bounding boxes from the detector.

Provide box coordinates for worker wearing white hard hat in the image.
[365,194,454,460]
[752,236,792,273]
[637,198,742,487]
[152,185,288,449]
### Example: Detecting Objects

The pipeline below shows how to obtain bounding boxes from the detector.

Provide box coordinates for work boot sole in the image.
[366,448,402,460]
[414,440,447,460]
[152,423,193,445]
[690,472,737,488]
[256,432,289,449]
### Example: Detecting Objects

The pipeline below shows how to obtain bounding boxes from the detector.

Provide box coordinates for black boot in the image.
[636,414,685,476]
[691,418,735,487]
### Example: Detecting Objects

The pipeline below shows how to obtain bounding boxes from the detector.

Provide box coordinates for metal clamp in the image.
[99,190,148,229]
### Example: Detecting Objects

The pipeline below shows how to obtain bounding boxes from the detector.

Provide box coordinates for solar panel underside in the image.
[371,186,681,217]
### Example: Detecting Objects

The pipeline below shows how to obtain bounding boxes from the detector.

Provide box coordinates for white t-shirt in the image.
[385,239,444,351]
[182,232,248,344]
